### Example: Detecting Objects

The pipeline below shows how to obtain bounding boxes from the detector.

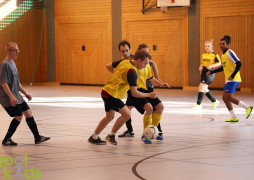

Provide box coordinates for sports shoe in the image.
[192,104,202,110]
[141,136,152,144]
[118,130,134,138]
[2,139,18,146]
[88,136,106,145]
[35,136,50,144]
[212,100,220,109]
[105,134,117,145]
[156,135,163,140]
[246,106,253,119]
[225,117,239,122]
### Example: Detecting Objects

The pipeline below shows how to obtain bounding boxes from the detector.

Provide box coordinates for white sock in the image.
[229,110,237,118]
[92,134,99,140]
[238,101,248,109]
[109,132,115,136]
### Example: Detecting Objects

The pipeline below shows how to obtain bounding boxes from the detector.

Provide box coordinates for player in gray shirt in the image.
[0,42,50,146]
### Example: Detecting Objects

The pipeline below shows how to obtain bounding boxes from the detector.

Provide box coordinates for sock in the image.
[126,118,133,132]
[4,118,20,141]
[238,101,248,109]
[206,91,216,102]
[197,92,204,105]
[92,134,99,140]
[152,113,162,127]
[229,110,237,118]
[157,123,162,132]
[143,114,152,135]
[109,132,115,136]
[26,117,40,139]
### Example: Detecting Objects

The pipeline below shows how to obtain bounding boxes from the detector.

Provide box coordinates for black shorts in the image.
[125,90,161,114]
[101,90,125,112]
[200,67,215,85]
[4,101,30,117]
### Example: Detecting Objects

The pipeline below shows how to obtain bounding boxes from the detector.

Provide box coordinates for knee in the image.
[156,103,164,111]
[24,110,33,118]
[223,95,230,102]
[106,114,115,121]
[144,103,153,114]
[15,115,23,122]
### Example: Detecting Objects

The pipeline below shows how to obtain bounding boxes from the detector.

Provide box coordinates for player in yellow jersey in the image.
[207,35,253,122]
[88,51,156,145]
[118,44,166,139]
[192,39,221,110]
[107,44,169,144]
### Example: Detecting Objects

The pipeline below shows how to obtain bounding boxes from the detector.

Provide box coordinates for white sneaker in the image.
[192,104,202,110]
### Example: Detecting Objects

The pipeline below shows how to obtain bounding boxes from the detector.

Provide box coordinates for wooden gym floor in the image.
[0,85,253,180]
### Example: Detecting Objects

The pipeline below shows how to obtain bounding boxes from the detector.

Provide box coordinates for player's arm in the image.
[19,83,32,101]
[127,69,156,98]
[149,61,162,82]
[227,50,241,80]
[1,83,18,106]
[149,77,170,88]
[105,60,123,73]
[206,54,222,70]
[207,66,223,75]
[0,64,18,106]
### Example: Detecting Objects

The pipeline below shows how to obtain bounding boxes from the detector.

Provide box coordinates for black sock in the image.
[126,118,133,132]
[197,92,204,105]
[206,91,216,102]
[157,123,162,132]
[26,117,40,139]
[4,118,20,141]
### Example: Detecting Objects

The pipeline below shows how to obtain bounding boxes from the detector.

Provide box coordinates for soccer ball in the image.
[144,125,158,139]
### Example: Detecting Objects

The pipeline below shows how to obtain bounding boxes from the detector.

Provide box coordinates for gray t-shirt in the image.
[0,59,24,107]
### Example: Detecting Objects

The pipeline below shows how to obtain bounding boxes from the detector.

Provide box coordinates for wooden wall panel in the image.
[200,0,254,90]
[55,0,112,84]
[0,9,48,83]
[122,0,188,87]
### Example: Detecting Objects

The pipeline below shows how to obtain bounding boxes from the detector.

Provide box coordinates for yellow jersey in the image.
[222,49,241,82]
[201,52,221,67]
[136,63,153,90]
[103,60,137,99]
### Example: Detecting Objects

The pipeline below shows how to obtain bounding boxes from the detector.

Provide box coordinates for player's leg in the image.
[106,106,131,145]
[2,105,23,146]
[22,102,50,144]
[192,83,205,109]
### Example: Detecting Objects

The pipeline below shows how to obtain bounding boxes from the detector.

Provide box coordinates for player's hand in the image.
[199,66,203,71]
[161,83,170,88]
[25,93,32,101]
[206,66,213,70]
[206,71,211,76]
[10,96,18,107]
[149,92,157,99]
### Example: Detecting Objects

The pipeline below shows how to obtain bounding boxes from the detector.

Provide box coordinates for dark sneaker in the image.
[88,136,106,145]
[156,135,163,140]
[2,139,18,146]
[105,134,117,145]
[118,130,134,138]
[35,136,50,144]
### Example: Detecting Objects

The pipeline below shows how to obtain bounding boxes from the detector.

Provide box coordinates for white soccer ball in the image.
[144,125,159,139]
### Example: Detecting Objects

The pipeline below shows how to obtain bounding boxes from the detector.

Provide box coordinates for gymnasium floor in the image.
[0,85,253,180]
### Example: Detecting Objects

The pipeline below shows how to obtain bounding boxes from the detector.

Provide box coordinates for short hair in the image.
[133,51,151,61]
[220,35,231,44]
[6,42,17,50]
[205,39,214,45]
[137,43,148,51]
[118,40,131,50]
